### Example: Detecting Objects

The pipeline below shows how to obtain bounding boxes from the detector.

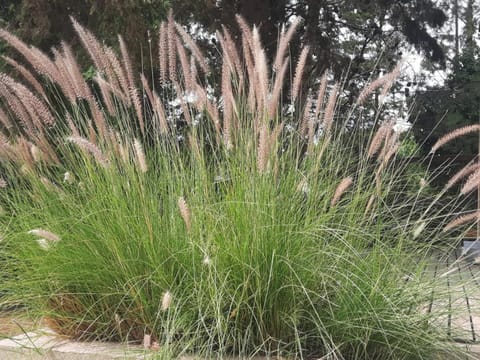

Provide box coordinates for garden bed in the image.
[3,250,480,360]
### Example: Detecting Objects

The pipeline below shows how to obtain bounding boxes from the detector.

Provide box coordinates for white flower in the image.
[393,120,412,134]
[202,256,212,266]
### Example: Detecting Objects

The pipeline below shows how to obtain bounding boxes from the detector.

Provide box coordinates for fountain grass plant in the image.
[0,12,474,359]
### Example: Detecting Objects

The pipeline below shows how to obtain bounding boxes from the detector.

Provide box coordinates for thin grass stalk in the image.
[291,46,310,103]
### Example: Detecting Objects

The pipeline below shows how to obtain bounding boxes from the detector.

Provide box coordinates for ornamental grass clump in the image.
[0,14,471,359]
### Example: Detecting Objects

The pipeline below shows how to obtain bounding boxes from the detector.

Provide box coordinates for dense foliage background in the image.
[0,0,478,157]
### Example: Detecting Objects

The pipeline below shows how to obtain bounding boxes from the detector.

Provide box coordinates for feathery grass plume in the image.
[445,163,480,191]
[176,37,193,91]
[430,125,480,153]
[273,17,301,72]
[28,229,61,242]
[378,62,402,103]
[412,221,427,239]
[65,113,80,137]
[222,60,233,149]
[30,144,43,162]
[158,21,168,83]
[0,82,35,135]
[268,57,289,120]
[252,26,268,114]
[193,83,221,136]
[188,133,202,162]
[143,334,152,349]
[236,16,256,115]
[61,42,90,99]
[70,17,109,75]
[291,45,310,103]
[257,123,270,173]
[133,138,148,173]
[178,197,191,231]
[378,131,398,165]
[381,136,400,166]
[0,134,17,161]
[3,56,47,100]
[0,29,58,80]
[216,30,230,65]
[66,136,109,168]
[1,73,55,127]
[86,97,107,138]
[0,107,12,129]
[18,138,34,168]
[221,25,243,86]
[175,23,210,75]
[140,74,154,107]
[235,15,253,50]
[357,64,401,105]
[116,135,130,164]
[161,290,172,311]
[88,121,97,143]
[29,46,64,84]
[102,45,122,85]
[443,211,480,232]
[95,75,116,115]
[269,122,284,154]
[118,35,144,135]
[152,91,169,135]
[322,84,339,135]
[331,176,353,207]
[107,128,122,159]
[368,121,393,158]
[296,178,309,194]
[104,46,131,102]
[167,12,177,82]
[12,84,54,128]
[53,53,79,103]
[95,73,130,105]
[172,81,192,125]
[364,194,376,215]
[0,79,36,131]
[314,71,329,119]
[299,94,313,139]
[461,167,480,195]
[235,15,254,69]
[35,133,60,164]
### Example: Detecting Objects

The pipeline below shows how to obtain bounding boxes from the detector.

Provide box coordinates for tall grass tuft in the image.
[0,15,472,359]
